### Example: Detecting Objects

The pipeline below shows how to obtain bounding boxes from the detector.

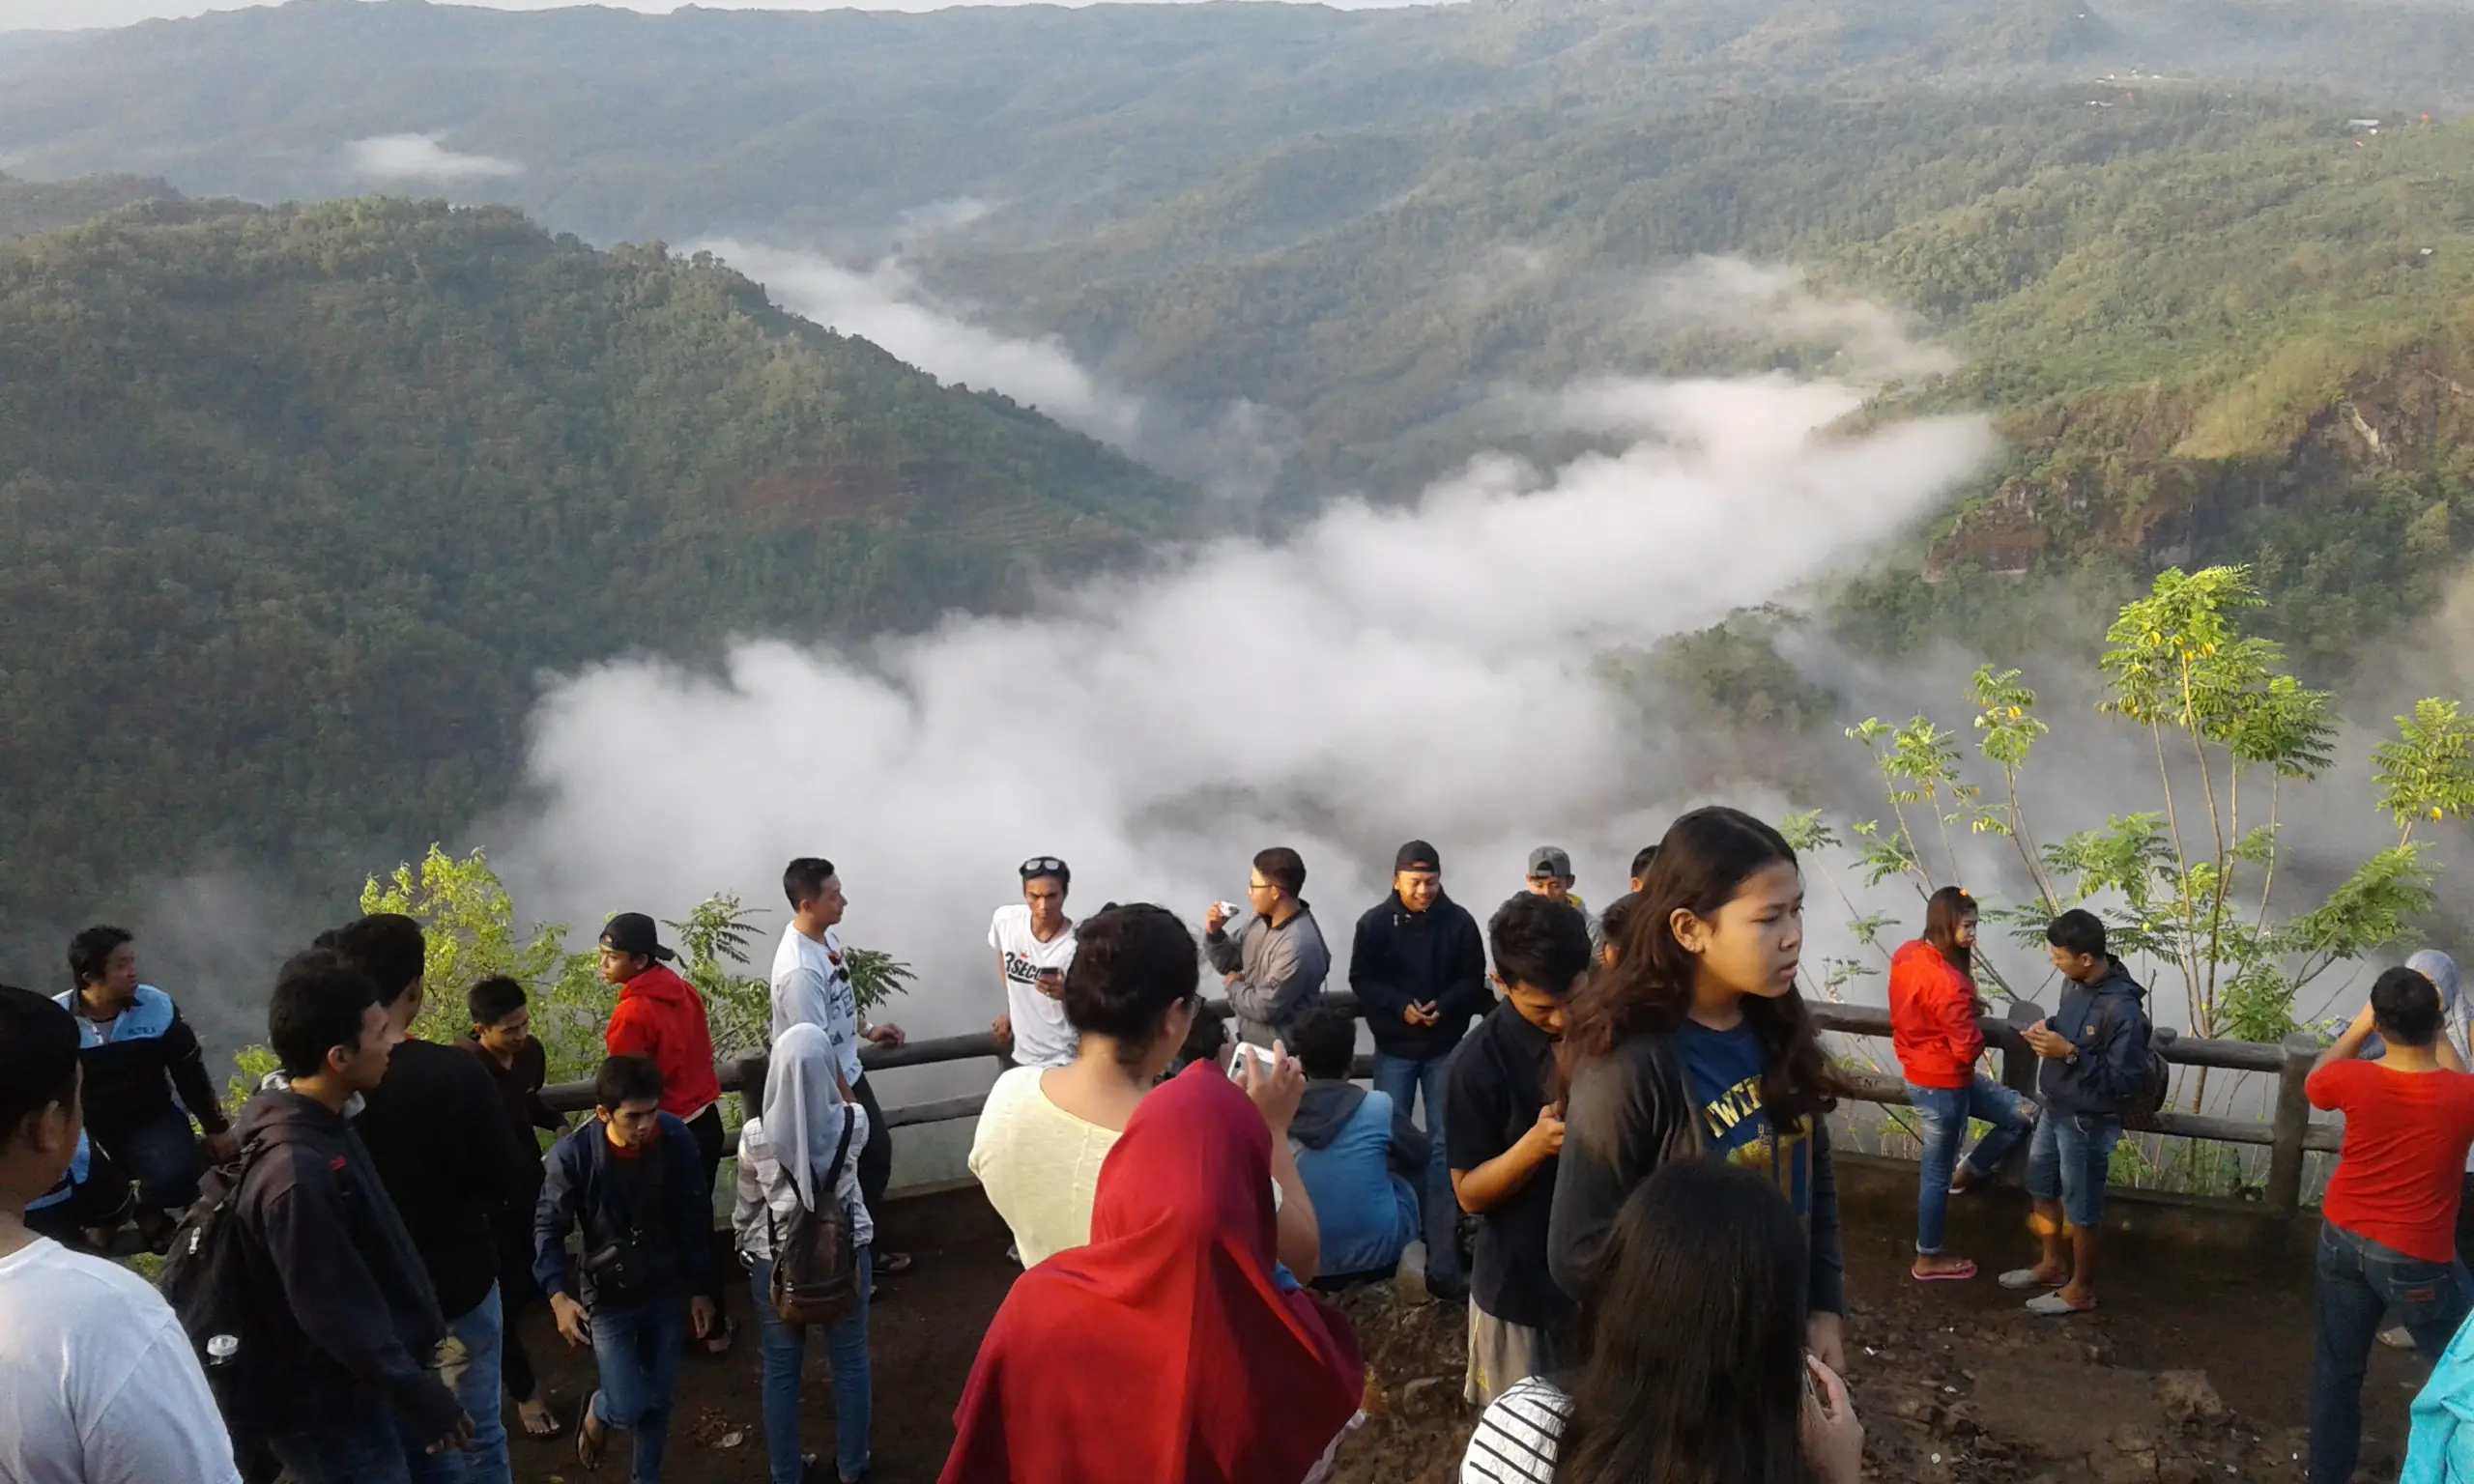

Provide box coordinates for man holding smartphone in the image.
[991,857,1079,1070]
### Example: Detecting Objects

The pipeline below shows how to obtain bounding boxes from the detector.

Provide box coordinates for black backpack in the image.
[766,1107,860,1327]
[158,1136,286,1458]
[2113,1006,2172,1132]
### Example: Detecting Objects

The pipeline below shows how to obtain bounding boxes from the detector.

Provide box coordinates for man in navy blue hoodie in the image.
[1349,841,1489,1301]
[2001,909,2152,1316]
[535,1055,715,1482]
[233,951,472,1484]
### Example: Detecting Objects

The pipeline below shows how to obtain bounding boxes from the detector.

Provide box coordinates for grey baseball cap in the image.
[1526,846,1574,880]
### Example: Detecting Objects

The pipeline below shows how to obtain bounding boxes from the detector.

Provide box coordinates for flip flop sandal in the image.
[520,1400,564,1440]
[577,1390,608,1470]
[1998,1268,2062,1290]
[877,1252,914,1276]
[1913,1261,1978,1282]
[2026,1291,2097,1316]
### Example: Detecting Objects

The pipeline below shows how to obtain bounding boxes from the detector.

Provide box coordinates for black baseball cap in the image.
[1395,841,1441,873]
[599,912,676,963]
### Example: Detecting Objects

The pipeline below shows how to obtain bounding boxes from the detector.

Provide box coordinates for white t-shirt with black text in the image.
[989,904,1079,1070]
[0,1236,244,1484]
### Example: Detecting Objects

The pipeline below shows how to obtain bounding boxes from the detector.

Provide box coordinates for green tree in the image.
[1818,566,2453,1121]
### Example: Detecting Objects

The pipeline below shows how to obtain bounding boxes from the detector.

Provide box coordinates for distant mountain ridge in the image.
[0,0,2460,248]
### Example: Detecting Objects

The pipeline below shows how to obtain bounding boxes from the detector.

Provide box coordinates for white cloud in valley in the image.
[346,133,524,183]
[705,240,1147,447]
[500,351,1998,1040]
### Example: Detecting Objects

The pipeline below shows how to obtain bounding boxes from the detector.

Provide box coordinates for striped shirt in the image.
[1461,1376,1571,1483]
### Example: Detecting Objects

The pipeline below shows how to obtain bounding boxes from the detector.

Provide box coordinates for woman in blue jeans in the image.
[1888,888,2036,1280]
[735,1023,874,1484]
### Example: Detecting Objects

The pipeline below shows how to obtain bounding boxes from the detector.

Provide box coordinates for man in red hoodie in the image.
[598,912,734,1355]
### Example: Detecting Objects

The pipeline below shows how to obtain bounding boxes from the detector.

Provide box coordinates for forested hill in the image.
[0,197,1191,932]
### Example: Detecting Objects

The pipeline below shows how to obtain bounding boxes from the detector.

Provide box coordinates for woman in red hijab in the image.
[941,1062,1367,1484]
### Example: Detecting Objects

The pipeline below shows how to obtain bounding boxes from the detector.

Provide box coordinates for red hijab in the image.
[940,1063,1366,1484]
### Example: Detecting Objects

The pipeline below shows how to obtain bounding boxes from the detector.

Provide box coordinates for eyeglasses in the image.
[1020,856,1068,878]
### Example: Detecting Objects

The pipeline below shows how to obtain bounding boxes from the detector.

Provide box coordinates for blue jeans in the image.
[1371,1050,1458,1290]
[2025,1108,2122,1230]
[749,1249,874,1483]
[1907,1075,2037,1255]
[590,1292,687,1484]
[96,1104,207,1211]
[407,1283,510,1484]
[268,1394,414,1484]
[2310,1221,2473,1484]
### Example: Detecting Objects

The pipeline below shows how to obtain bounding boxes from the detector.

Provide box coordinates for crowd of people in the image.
[9,803,2474,1483]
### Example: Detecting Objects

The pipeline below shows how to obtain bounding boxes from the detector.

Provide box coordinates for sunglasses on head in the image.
[1021,856,1067,878]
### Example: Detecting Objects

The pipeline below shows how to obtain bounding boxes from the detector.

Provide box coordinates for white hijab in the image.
[763,1022,852,1211]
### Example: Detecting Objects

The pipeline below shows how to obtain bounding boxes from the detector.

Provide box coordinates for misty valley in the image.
[2,0,2472,1096]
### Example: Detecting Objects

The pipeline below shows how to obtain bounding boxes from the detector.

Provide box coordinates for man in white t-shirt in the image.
[0,983,243,1484]
[770,856,912,1277]
[991,856,1079,1070]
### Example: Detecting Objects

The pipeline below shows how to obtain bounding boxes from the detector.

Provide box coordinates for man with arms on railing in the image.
[770,858,911,1278]
[2303,965,2474,1484]
[2002,909,2151,1316]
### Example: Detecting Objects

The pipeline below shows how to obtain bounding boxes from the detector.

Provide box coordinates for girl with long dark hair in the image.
[1543,806,1849,1372]
[1460,1159,1865,1484]
[1889,885,2037,1280]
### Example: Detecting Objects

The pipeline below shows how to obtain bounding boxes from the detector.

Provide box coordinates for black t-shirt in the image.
[603,1138,678,1292]
[1445,1001,1573,1331]
[354,1038,529,1317]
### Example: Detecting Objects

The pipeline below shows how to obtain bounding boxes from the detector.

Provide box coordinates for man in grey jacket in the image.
[1204,846,1331,1047]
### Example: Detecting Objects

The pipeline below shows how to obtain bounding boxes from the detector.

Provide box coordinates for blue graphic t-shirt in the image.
[1678,1018,1812,1219]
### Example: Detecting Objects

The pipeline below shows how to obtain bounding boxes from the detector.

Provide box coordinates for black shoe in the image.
[1425,1273,1470,1304]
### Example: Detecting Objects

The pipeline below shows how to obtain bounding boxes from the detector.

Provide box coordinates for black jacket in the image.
[1548,1030,1843,1317]
[2039,959,2152,1116]
[53,985,230,1140]
[1348,892,1490,1060]
[231,1087,460,1440]
[533,1113,713,1306]
[356,1038,534,1317]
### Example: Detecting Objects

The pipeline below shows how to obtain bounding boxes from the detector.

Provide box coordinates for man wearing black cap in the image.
[1349,841,1487,1301]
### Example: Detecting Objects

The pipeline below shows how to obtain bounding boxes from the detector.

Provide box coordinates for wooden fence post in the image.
[1999,999,2045,1184]
[2265,1033,2319,1217]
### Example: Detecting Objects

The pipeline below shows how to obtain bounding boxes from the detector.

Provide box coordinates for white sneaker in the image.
[2379,1326,2417,1351]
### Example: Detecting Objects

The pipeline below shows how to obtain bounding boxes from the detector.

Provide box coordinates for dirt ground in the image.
[505,1179,2432,1484]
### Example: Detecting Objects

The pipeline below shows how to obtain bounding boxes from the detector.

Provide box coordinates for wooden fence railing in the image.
[542,991,2338,1214]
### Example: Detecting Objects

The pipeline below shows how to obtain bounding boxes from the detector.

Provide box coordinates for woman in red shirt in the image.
[1889,887,2037,1280]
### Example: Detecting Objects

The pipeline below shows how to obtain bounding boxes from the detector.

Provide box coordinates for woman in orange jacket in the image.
[1888,887,2037,1281]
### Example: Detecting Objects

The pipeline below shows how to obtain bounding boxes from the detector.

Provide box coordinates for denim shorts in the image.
[2025,1109,2122,1230]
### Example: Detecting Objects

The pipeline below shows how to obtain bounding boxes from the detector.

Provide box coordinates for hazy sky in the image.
[1,0,1425,30]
